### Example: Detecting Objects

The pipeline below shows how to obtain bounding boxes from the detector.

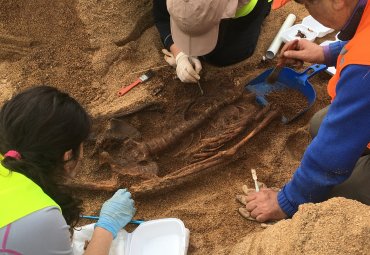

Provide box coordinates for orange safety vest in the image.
[327,1,370,149]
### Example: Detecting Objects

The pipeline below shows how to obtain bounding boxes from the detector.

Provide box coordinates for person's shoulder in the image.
[21,206,66,226]
[4,207,73,255]
[13,206,70,237]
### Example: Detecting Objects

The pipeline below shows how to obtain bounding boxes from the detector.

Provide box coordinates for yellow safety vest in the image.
[0,155,60,228]
[235,0,273,18]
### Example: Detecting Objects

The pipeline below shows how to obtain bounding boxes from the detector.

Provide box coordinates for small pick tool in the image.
[251,168,259,192]
[188,57,204,95]
[118,70,154,97]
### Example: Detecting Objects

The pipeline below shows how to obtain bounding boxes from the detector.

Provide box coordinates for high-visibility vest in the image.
[0,155,60,228]
[235,0,273,18]
[327,1,370,149]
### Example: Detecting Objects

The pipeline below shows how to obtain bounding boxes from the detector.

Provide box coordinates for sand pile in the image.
[231,197,370,255]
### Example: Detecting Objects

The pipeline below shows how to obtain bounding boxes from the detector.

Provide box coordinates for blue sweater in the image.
[278,0,370,217]
[278,61,370,216]
[278,42,370,217]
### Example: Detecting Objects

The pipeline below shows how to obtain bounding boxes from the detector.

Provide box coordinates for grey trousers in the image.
[309,106,370,205]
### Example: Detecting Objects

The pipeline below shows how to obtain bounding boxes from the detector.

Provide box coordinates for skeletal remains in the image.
[63,91,280,196]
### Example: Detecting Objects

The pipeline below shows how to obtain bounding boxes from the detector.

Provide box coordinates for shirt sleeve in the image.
[278,65,370,217]
[4,207,73,255]
[153,0,174,50]
[322,41,348,67]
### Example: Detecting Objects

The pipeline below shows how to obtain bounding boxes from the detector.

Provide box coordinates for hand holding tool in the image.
[236,182,281,222]
[118,70,154,97]
[95,189,136,239]
[175,52,202,83]
[266,40,299,84]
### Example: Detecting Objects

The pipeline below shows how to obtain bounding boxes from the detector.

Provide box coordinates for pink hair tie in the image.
[4,150,22,160]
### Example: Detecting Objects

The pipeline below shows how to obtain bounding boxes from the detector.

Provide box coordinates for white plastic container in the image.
[266,13,296,59]
[302,15,334,38]
[72,218,190,255]
[127,218,189,255]
[281,15,334,43]
[281,24,318,42]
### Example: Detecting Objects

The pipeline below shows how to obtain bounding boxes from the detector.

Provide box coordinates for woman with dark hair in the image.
[0,86,136,255]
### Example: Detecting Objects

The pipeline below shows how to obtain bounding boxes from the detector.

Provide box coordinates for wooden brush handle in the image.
[278,40,299,66]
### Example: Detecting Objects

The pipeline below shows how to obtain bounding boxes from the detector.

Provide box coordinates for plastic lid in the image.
[302,15,334,38]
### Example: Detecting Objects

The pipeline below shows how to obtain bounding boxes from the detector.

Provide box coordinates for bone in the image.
[130,110,280,196]
[99,151,158,178]
[190,108,260,159]
[0,33,32,57]
[62,96,278,195]
[141,93,246,157]
[63,178,119,192]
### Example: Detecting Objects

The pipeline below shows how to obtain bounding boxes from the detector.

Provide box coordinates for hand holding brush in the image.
[266,39,300,84]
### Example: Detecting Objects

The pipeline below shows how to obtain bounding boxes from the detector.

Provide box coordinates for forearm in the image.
[170,44,181,57]
[84,227,113,255]
[153,0,174,50]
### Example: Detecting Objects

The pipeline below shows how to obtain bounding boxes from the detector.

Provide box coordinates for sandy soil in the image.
[231,197,370,255]
[1,0,368,254]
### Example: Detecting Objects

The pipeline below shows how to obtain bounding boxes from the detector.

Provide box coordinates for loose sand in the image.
[231,198,370,255]
[0,0,369,254]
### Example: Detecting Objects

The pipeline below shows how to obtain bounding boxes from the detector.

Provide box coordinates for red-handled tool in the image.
[118,70,154,97]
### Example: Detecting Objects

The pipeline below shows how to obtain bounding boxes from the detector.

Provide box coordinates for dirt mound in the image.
[231,197,370,255]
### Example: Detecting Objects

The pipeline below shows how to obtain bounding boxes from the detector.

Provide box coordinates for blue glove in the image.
[95,189,136,239]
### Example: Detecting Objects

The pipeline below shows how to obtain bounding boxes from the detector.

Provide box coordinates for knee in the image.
[309,107,329,138]
[309,112,321,138]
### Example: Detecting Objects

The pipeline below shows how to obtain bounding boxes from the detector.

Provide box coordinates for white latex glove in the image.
[175,52,202,83]
[162,49,176,67]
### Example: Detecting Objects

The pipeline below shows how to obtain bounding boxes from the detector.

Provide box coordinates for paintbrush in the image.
[266,64,283,84]
[118,69,155,97]
[266,40,299,84]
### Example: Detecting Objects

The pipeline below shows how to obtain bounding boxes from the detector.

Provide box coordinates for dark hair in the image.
[0,85,91,227]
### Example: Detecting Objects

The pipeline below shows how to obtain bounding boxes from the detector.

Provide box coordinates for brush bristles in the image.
[266,66,282,84]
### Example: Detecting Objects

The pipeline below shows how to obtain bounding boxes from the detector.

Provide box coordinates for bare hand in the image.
[281,39,325,67]
[245,189,287,222]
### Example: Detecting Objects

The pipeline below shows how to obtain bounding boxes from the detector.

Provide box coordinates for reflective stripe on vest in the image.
[235,0,272,18]
[0,155,60,228]
[327,0,370,149]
